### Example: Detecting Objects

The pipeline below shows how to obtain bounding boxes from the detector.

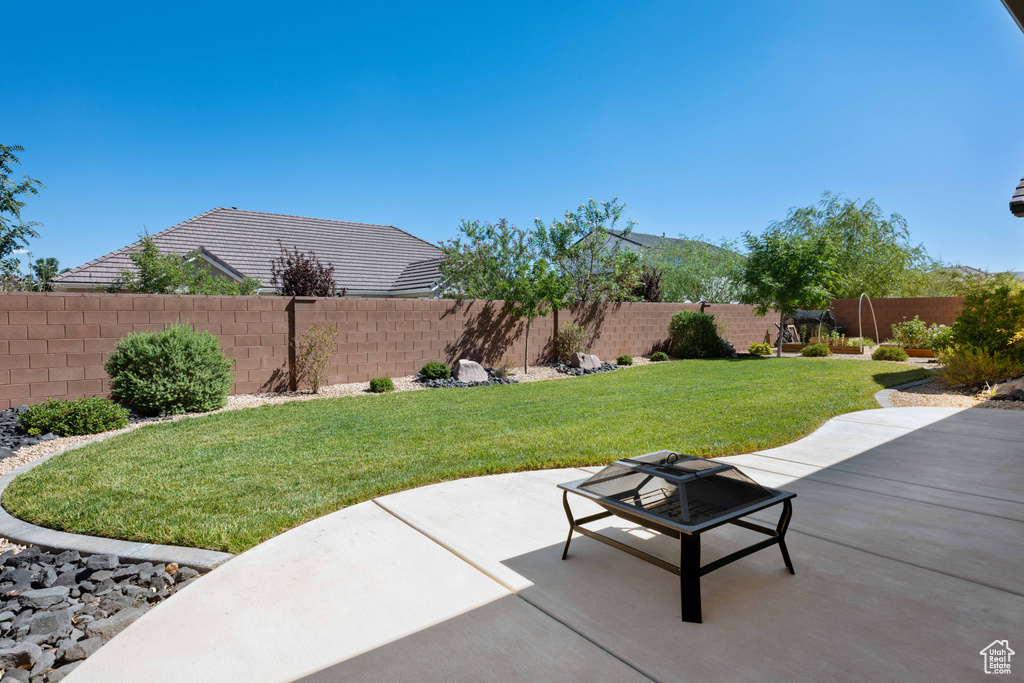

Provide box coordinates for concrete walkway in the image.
[67,407,1024,682]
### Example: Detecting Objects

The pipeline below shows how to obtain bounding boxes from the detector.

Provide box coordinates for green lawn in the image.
[3,358,929,553]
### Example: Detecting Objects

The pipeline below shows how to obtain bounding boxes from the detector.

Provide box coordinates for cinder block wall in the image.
[831,297,965,341]
[9,291,961,408]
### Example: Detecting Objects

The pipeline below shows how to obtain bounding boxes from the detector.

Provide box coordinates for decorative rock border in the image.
[874,378,934,409]
[0,437,232,572]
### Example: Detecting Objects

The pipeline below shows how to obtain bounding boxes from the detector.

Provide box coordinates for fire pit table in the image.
[559,451,796,623]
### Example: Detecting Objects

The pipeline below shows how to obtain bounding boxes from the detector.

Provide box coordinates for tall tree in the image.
[533,197,639,303]
[0,144,44,277]
[740,226,836,357]
[779,192,927,299]
[438,219,563,373]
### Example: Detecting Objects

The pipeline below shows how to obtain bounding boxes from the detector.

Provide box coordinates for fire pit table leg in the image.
[561,490,575,560]
[777,499,795,575]
[679,533,702,623]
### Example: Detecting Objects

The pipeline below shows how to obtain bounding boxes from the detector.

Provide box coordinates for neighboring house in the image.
[950,265,1024,282]
[604,230,720,254]
[55,207,444,297]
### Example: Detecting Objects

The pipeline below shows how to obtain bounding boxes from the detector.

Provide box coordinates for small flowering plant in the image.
[891,316,948,350]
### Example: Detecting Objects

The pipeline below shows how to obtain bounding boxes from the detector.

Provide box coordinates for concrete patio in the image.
[67,406,1024,682]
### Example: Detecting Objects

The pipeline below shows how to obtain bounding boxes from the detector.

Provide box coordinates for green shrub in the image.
[800,343,832,357]
[931,325,954,351]
[891,316,947,350]
[936,346,1023,388]
[19,398,129,437]
[872,346,909,362]
[555,323,591,361]
[369,377,394,393]
[616,355,633,366]
[104,324,234,415]
[668,311,727,359]
[419,362,451,380]
[748,343,772,356]
[649,351,669,362]
[950,283,1024,363]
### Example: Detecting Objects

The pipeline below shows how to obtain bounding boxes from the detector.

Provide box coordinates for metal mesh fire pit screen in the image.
[559,450,796,623]
[577,452,774,526]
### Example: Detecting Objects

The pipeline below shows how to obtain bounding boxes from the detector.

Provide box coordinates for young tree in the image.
[1,144,43,276]
[647,235,746,303]
[439,219,563,373]
[111,234,261,295]
[533,197,639,303]
[740,226,836,357]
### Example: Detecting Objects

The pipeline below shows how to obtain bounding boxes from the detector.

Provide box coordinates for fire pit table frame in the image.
[558,459,796,624]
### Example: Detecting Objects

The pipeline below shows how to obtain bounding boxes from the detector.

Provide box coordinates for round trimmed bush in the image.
[104,324,235,415]
[616,355,633,366]
[419,362,451,380]
[369,377,395,393]
[668,311,727,359]
[800,343,832,357]
[19,398,129,437]
[748,343,772,356]
[650,351,669,362]
[872,346,909,362]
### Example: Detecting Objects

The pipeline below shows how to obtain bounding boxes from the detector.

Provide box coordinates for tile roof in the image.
[1012,175,1024,217]
[56,207,443,293]
[606,230,727,253]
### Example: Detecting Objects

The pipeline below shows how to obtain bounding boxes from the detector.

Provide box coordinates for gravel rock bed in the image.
[0,547,200,682]
[415,368,520,389]
[551,361,622,376]
[889,379,1024,411]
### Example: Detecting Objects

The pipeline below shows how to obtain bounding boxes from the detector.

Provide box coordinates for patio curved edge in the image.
[874,377,933,408]
[0,436,233,571]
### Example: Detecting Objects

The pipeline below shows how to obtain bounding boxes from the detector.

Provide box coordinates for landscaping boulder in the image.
[994,376,1024,400]
[452,359,488,383]
[569,352,600,371]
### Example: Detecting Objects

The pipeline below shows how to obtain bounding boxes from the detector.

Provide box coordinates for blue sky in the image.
[4,1,1024,272]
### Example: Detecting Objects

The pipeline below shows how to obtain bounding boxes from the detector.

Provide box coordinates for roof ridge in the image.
[57,207,227,279]
[219,206,403,231]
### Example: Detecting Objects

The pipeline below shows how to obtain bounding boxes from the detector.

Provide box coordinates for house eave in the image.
[1002,0,1024,34]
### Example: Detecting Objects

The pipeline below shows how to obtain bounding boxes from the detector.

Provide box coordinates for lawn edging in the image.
[874,377,935,408]
[0,435,234,571]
